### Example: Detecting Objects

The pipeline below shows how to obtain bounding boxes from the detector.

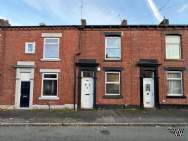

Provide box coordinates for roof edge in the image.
[1,24,188,29]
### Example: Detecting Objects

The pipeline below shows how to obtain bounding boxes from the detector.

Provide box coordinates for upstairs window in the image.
[167,71,183,96]
[43,38,59,59]
[25,42,35,54]
[165,35,181,59]
[105,37,121,60]
[105,72,120,95]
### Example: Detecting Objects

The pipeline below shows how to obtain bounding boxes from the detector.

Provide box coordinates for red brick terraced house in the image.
[0,19,188,110]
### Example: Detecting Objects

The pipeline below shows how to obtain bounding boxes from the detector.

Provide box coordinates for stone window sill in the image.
[39,96,59,100]
[40,58,61,62]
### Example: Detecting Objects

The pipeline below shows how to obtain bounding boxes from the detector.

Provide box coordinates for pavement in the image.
[0,109,188,126]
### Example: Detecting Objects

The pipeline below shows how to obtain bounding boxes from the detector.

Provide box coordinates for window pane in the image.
[106,84,120,94]
[45,44,58,58]
[166,44,180,59]
[167,73,181,79]
[168,80,182,94]
[107,73,119,82]
[43,80,57,96]
[165,36,180,44]
[145,84,151,92]
[82,71,94,77]
[106,48,120,58]
[45,38,59,44]
[27,44,33,52]
[44,74,57,78]
[106,37,120,48]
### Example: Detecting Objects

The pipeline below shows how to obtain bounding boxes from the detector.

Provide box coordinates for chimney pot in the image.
[160,18,169,26]
[39,23,46,26]
[81,19,87,26]
[121,19,128,25]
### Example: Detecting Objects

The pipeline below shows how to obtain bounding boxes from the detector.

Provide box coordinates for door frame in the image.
[75,59,99,109]
[78,68,97,109]
[140,67,159,108]
[15,65,35,109]
[138,59,160,109]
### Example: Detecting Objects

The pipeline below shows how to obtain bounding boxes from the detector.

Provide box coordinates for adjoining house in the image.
[0,18,188,110]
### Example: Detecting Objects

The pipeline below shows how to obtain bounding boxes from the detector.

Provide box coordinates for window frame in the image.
[105,36,121,60]
[43,38,60,60]
[25,42,35,54]
[166,71,183,96]
[165,35,181,60]
[41,72,59,99]
[105,71,121,96]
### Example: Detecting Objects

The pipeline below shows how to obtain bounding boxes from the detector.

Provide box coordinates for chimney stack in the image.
[81,19,87,26]
[160,18,169,26]
[39,23,46,26]
[121,19,128,26]
[0,19,11,26]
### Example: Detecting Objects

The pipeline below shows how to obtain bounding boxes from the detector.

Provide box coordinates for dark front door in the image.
[20,81,30,108]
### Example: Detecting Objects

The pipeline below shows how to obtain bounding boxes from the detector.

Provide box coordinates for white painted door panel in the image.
[143,78,154,108]
[81,78,94,109]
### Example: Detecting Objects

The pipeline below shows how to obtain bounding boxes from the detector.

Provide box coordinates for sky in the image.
[0,0,188,26]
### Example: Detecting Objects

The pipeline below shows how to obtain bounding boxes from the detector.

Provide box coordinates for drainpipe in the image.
[73,53,80,110]
[73,22,85,110]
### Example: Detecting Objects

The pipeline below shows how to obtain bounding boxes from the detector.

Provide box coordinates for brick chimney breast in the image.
[160,18,169,26]
[81,19,87,26]
[0,19,11,26]
[121,19,128,26]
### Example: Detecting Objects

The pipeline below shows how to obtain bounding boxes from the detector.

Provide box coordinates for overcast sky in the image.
[0,0,188,25]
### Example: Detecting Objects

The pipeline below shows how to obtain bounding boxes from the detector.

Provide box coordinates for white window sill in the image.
[40,58,61,62]
[39,96,59,100]
[167,94,183,97]
[105,58,121,61]
[25,52,35,54]
[105,94,120,96]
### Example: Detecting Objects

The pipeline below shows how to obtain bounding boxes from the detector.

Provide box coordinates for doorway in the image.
[138,59,160,108]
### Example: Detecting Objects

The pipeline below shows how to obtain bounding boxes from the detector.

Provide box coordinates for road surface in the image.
[0,126,187,141]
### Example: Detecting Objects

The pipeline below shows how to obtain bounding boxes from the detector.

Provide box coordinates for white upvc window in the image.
[25,42,35,54]
[165,35,181,59]
[41,73,58,99]
[43,38,59,60]
[167,71,183,96]
[105,72,120,95]
[105,37,121,60]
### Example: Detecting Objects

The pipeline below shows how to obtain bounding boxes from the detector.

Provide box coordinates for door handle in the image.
[85,94,90,95]
[23,95,27,98]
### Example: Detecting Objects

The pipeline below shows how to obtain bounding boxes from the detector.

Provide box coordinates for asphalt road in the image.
[0,126,187,141]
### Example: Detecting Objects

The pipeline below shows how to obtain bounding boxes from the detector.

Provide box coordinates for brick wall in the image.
[0,27,79,106]
[0,26,188,108]
[79,27,188,106]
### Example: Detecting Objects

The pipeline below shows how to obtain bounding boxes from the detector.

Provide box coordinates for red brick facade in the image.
[0,25,188,109]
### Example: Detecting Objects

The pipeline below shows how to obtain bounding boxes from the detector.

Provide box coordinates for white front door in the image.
[81,77,94,109]
[143,78,154,108]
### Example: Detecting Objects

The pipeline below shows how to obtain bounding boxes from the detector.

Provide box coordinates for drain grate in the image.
[168,128,184,136]
[100,129,110,135]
